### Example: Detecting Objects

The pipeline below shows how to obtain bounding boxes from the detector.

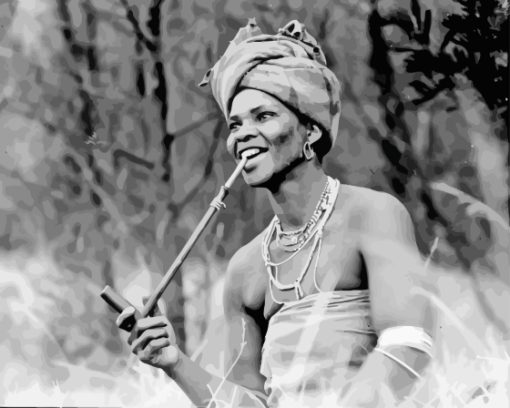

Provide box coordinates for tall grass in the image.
[0,247,508,407]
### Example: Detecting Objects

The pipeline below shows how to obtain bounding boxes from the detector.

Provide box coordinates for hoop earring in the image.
[303,141,315,161]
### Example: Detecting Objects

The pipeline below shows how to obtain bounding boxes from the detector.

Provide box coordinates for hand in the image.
[116,306,181,370]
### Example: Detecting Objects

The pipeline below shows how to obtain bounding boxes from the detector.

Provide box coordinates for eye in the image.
[228,121,240,131]
[257,111,275,121]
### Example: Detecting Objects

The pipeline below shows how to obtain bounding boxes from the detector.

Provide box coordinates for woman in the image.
[117,19,433,407]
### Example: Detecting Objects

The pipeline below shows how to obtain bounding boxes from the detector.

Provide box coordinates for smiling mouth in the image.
[238,147,268,160]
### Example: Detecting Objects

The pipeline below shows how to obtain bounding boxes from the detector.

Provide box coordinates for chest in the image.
[241,215,367,320]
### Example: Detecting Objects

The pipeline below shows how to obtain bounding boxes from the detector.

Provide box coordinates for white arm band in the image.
[376,325,433,357]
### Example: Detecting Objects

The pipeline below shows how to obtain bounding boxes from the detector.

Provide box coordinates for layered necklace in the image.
[262,176,340,302]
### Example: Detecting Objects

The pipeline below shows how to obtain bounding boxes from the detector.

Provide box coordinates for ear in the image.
[306,123,322,144]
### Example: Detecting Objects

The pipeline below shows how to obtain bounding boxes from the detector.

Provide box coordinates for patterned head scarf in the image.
[199,19,342,148]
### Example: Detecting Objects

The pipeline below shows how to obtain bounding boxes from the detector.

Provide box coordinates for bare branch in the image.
[119,0,157,52]
[174,112,218,139]
[113,149,155,170]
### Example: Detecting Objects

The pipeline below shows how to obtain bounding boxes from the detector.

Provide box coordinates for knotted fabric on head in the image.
[199,19,342,147]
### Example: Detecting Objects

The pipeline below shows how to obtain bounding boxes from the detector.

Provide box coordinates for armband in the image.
[374,326,433,378]
[376,325,433,357]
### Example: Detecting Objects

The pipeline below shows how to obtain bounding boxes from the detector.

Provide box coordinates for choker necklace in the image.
[262,177,340,302]
[274,177,334,252]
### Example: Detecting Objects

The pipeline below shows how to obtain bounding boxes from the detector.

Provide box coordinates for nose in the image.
[226,123,258,158]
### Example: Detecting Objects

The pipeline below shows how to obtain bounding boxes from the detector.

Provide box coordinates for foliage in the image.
[386,0,508,134]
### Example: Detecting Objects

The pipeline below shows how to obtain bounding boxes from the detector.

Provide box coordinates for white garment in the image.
[260,290,377,407]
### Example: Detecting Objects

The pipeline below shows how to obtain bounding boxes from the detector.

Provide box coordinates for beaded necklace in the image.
[262,177,340,302]
[274,178,332,252]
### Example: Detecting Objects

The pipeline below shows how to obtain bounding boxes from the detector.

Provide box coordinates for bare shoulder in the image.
[339,184,404,209]
[336,184,410,228]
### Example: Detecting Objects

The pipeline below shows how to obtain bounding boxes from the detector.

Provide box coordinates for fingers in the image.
[134,337,171,363]
[116,307,167,331]
[116,306,174,361]
[115,307,179,368]
[133,333,175,367]
[146,337,171,353]
[131,326,169,354]
[136,315,168,331]
[128,315,169,346]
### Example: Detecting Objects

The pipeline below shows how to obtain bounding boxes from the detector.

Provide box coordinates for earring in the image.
[303,141,315,161]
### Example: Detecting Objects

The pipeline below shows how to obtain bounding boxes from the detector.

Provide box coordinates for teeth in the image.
[241,148,262,159]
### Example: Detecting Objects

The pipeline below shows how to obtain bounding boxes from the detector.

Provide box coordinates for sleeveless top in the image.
[260,289,377,407]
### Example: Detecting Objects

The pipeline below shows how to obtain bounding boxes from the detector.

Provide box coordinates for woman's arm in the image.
[343,191,433,405]
[117,249,268,407]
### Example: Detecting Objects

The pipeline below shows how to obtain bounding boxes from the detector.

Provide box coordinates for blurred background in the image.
[0,0,508,406]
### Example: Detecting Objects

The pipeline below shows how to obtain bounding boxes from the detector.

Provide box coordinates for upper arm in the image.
[222,248,267,394]
[359,192,432,333]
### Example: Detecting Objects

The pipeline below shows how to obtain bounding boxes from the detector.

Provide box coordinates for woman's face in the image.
[227,89,306,187]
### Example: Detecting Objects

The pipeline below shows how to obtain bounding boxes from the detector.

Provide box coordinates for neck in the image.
[266,161,329,230]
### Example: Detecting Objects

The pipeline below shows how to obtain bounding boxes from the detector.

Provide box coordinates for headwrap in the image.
[199,19,342,147]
